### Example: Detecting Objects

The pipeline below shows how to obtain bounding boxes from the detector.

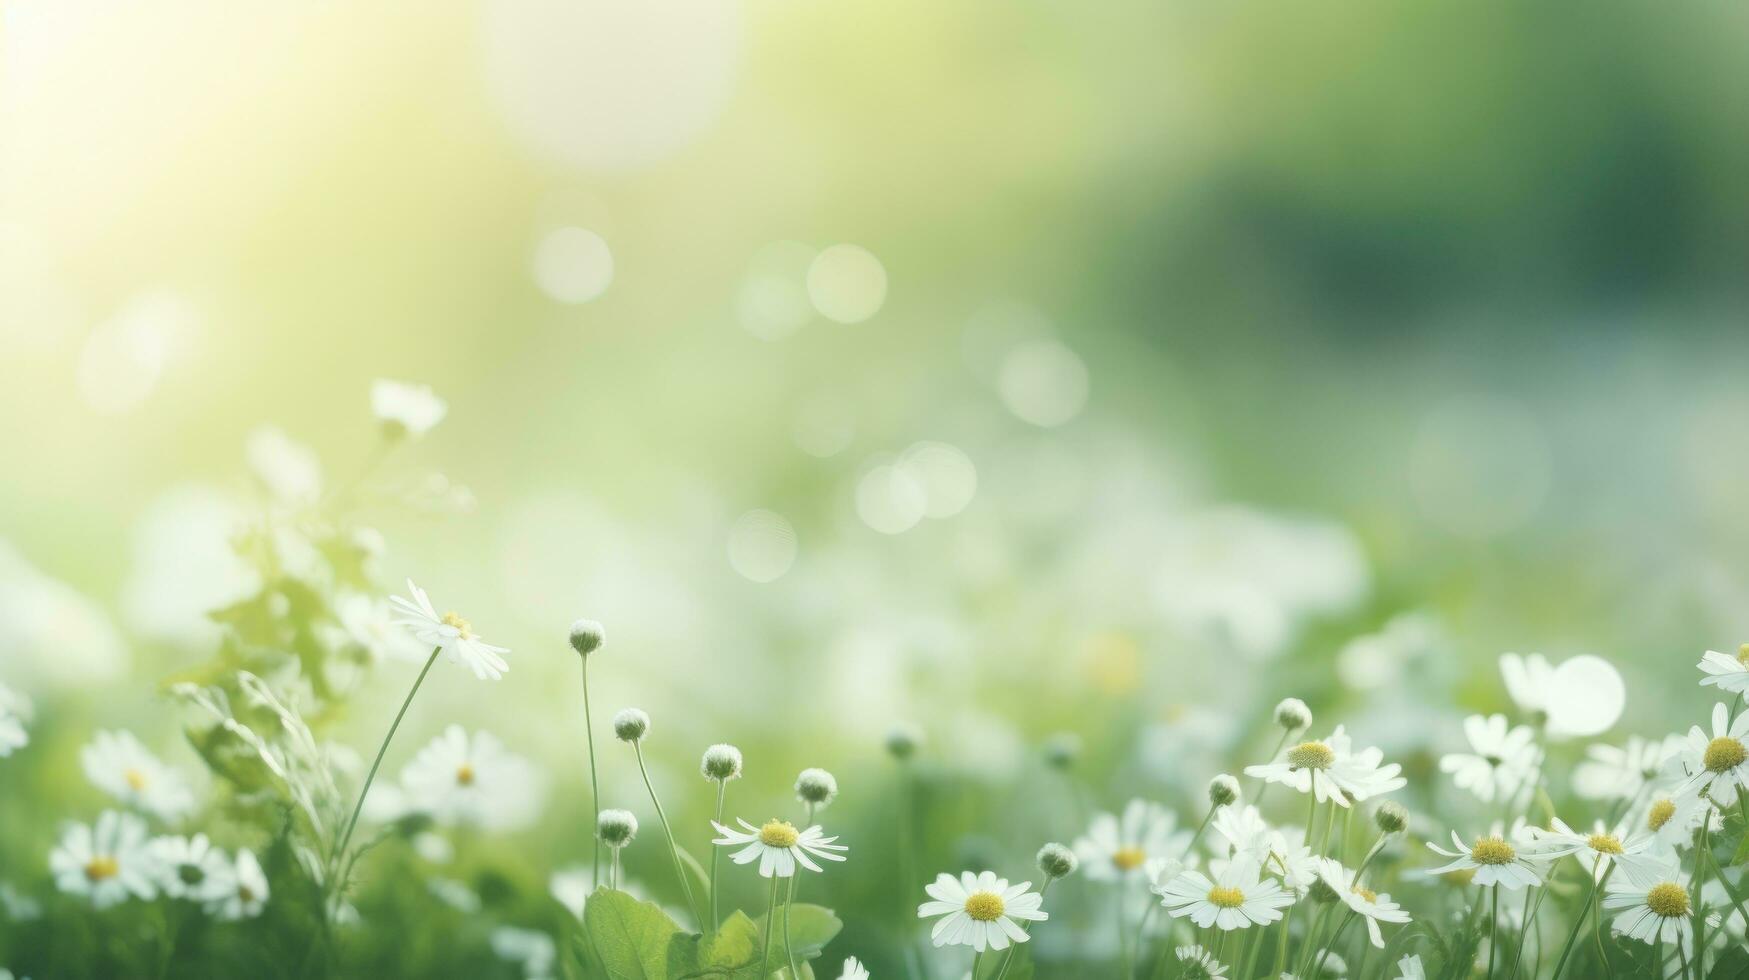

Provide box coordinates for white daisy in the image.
[150,833,234,902]
[49,810,158,908]
[490,925,557,980]
[334,592,427,664]
[837,956,870,980]
[1313,858,1411,948]
[0,683,30,757]
[1175,944,1229,980]
[1439,714,1539,803]
[389,580,511,680]
[1698,646,1749,695]
[398,725,545,831]
[1210,806,1317,893]
[1424,826,1549,890]
[1602,858,1693,949]
[1154,856,1294,930]
[1072,798,1191,882]
[1638,792,1718,851]
[1573,735,1685,801]
[1499,652,1624,739]
[1527,817,1660,883]
[711,817,848,878]
[209,848,269,920]
[371,379,447,439]
[1672,702,1749,802]
[80,729,195,820]
[916,871,1047,952]
[1394,954,1426,980]
[1243,726,1406,807]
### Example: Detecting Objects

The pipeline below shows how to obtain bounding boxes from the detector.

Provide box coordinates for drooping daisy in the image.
[1424,826,1549,890]
[1154,856,1294,930]
[1313,858,1411,948]
[1602,858,1693,949]
[389,580,511,680]
[209,848,269,920]
[1175,944,1229,980]
[1394,954,1426,980]
[1673,702,1749,802]
[1527,817,1659,883]
[398,725,545,831]
[80,730,195,820]
[49,810,158,908]
[150,833,235,902]
[916,871,1047,952]
[1243,726,1406,807]
[1439,714,1539,804]
[1698,646,1749,695]
[837,956,870,980]
[1072,798,1191,882]
[1573,735,1685,801]
[371,379,447,439]
[711,817,848,878]
[0,683,30,757]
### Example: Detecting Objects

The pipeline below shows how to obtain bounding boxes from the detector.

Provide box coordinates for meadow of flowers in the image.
[2,384,1747,980]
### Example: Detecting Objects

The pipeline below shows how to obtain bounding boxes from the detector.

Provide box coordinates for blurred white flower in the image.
[711,818,847,878]
[1698,647,1749,695]
[390,579,511,680]
[550,865,589,919]
[1424,825,1549,890]
[333,592,427,664]
[427,877,480,913]
[1244,727,1405,807]
[1313,857,1411,947]
[836,957,870,980]
[209,848,269,921]
[150,833,234,902]
[0,683,30,757]
[1499,653,1624,739]
[245,426,322,505]
[1672,702,1749,802]
[1439,714,1539,804]
[120,486,255,649]
[1394,954,1426,980]
[490,926,556,980]
[1073,799,1191,883]
[0,540,129,686]
[1572,735,1685,801]
[917,871,1047,952]
[1174,944,1229,980]
[1154,857,1292,930]
[49,810,157,908]
[371,379,446,439]
[0,882,41,921]
[398,725,545,831]
[80,730,195,820]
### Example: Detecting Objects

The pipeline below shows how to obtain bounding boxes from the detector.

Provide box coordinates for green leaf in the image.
[750,904,842,961]
[586,887,684,979]
[676,845,714,917]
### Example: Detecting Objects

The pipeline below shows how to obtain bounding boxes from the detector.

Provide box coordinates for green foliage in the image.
[575,889,844,980]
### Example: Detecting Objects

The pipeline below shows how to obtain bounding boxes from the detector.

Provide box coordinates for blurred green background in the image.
[4,0,1749,973]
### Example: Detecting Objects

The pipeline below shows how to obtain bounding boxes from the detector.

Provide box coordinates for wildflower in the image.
[550,865,589,919]
[334,592,426,664]
[1073,798,1191,882]
[1041,732,1080,769]
[1208,774,1240,807]
[1036,842,1078,880]
[0,683,31,757]
[209,849,269,920]
[1313,858,1411,947]
[1697,645,1749,695]
[916,871,1048,952]
[1527,817,1659,882]
[884,723,921,760]
[1639,791,1716,850]
[1375,801,1409,835]
[244,426,322,504]
[490,926,557,980]
[837,957,870,980]
[1572,734,1685,801]
[150,833,234,903]
[1175,944,1230,980]
[711,817,847,877]
[1154,857,1294,930]
[1243,726,1406,807]
[1673,702,1749,802]
[1394,954,1425,979]
[795,768,839,808]
[597,809,639,847]
[700,744,744,781]
[1438,713,1539,803]
[1602,858,1694,948]
[49,810,157,908]
[80,730,195,820]
[371,379,447,439]
[568,619,605,657]
[399,725,545,831]
[1424,825,1548,889]
[612,709,650,743]
[389,579,510,680]
[1275,698,1313,732]
[1499,652,1624,738]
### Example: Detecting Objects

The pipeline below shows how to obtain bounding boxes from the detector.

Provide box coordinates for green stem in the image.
[785,801,814,980]
[329,646,439,890]
[1250,729,1293,808]
[991,878,1052,980]
[1185,804,1219,856]
[708,780,726,933]
[1692,815,1711,978]
[1508,878,1536,980]
[633,742,706,931]
[759,874,780,976]
[1310,910,1356,980]
[580,655,602,889]
[1549,863,1610,980]
[971,949,984,979]
[1488,884,1500,980]
[1273,896,1295,976]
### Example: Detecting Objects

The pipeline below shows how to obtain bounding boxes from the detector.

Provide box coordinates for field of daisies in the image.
[0,382,1745,980]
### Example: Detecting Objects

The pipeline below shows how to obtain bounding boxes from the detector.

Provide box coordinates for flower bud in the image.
[1374,800,1409,835]
[884,724,921,761]
[597,808,638,846]
[700,744,744,781]
[569,619,605,657]
[1208,774,1240,807]
[1274,697,1312,732]
[794,768,838,807]
[1041,732,1080,770]
[1036,842,1078,880]
[612,708,650,742]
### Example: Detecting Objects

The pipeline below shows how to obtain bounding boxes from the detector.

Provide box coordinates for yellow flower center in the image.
[1704,736,1747,773]
[1207,885,1246,909]
[1354,886,1378,903]
[1470,836,1515,865]
[758,819,799,848]
[1738,643,1749,667]
[441,611,473,639]
[455,763,475,786]
[85,856,119,882]
[1111,846,1147,871]
[124,768,148,791]
[239,885,256,903]
[1647,799,1677,832]
[1646,881,1690,918]
[1287,741,1335,771]
[1586,833,1624,855]
[964,891,1006,921]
